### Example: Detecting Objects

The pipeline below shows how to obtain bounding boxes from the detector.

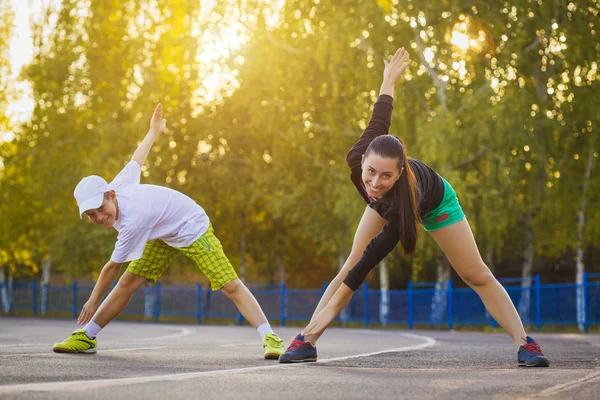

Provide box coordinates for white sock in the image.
[83,321,102,339]
[257,322,274,341]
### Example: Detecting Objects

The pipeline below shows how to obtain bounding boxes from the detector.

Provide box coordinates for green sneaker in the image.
[263,333,284,360]
[53,329,97,354]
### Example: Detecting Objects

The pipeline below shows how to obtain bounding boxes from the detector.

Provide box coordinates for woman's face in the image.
[361,153,402,199]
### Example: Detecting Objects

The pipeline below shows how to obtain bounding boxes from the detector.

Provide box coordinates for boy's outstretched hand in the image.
[78,300,99,325]
[132,104,167,166]
[149,103,167,136]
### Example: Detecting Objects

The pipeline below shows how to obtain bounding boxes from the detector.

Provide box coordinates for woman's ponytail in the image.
[394,152,419,255]
[365,135,420,255]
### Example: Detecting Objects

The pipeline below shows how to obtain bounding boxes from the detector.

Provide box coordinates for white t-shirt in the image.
[109,161,209,263]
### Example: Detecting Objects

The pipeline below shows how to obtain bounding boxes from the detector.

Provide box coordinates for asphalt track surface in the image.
[0,317,599,399]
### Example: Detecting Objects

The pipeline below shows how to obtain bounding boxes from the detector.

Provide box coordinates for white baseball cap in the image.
[74,176,110,218]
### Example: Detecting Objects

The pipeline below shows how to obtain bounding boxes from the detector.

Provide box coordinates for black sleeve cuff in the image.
[377,94,394,105]
[343,261,371,291]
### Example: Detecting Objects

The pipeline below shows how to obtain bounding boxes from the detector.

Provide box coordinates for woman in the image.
[279,47,549,367]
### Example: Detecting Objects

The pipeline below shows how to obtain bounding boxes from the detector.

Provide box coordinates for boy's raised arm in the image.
[131,104,166,167]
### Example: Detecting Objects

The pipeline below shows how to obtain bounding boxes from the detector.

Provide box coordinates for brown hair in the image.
[365,135,419,255]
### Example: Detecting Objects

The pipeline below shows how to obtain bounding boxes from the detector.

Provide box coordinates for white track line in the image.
[127,327,196,342]
[0,343,45,348]
[322,332,435,362]
[0,326,195,349]
[218,341,258,347]
[1,347,166,357]
[537,369,600,397]
[0,332,436,394]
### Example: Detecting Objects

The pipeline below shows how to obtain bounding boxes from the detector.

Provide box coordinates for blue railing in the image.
[2,273,600,332]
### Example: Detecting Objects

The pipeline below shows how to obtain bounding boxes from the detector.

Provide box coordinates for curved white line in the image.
[0,332,436,394]
[320,333,436,363]
[218,342,258,347]
[132,327,196,342]
[537,369,600,397]
[1,347,167,357]
[0,327,194,349]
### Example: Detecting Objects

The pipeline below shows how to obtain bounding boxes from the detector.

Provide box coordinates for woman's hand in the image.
[380,47,411,96]
[302,305,339,337]
[302,284,355,337]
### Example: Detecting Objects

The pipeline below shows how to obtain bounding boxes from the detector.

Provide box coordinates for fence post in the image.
[280,283,286,327]
[583,271,589,333]
[154,282,161,321]
[32,279,38,317]
[196,283,202,325]
[364,283,369,329]
[72,281,78,319]
[535,274,541,330]
[408,281,413,330]
[447,279,453,330]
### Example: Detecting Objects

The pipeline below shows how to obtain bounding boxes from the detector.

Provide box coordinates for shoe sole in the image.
[518,361,549,367]
[53,347,97,354]
[264,353,282,360]
[279,358,317,363]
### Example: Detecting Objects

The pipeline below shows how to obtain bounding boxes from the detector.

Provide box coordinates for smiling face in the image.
[361,153,402,199]
[84,191,119,228]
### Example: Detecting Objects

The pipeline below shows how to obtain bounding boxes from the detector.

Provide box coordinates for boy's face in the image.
[84,191,118,228]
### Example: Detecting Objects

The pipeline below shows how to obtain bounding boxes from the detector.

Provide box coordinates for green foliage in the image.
[1,0,598,286]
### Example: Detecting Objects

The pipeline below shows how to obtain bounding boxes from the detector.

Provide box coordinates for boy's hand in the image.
[78,299,100,325]
[149,103,167,136]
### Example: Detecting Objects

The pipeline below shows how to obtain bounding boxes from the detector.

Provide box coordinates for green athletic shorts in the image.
[420,178,465,232]
[126,224,238,290]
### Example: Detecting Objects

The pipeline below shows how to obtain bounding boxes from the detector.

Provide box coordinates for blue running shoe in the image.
[278,334,317,363]
[517,336,549,367]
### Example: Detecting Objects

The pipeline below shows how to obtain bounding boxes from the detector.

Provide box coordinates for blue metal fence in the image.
[2,272,600,331]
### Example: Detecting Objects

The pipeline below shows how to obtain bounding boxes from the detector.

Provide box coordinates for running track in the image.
[0,317,599,399]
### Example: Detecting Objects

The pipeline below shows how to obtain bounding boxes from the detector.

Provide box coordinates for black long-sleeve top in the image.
[343,95,445,291]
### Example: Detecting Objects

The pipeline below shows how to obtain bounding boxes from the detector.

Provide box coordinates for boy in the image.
[53,104,284,359]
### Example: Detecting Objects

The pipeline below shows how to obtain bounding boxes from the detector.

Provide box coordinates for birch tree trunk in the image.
[576,137,596,331]
[40,254,51,315]
[379,259,390,326]
[0,266,9,314]
[431,255,451,323]
[144,284,154,320]
[0,266,13,314]
[518,212,535,323]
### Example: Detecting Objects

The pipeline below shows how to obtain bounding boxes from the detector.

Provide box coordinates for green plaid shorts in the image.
[126,225,238,290]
